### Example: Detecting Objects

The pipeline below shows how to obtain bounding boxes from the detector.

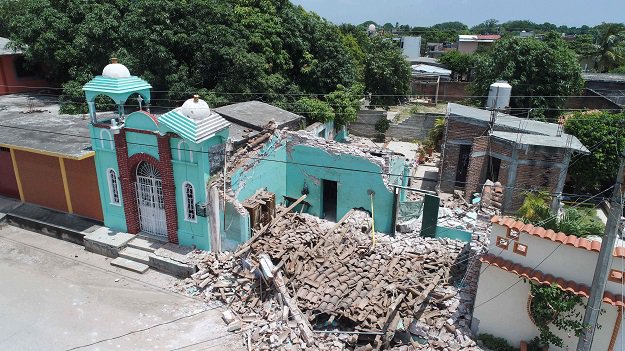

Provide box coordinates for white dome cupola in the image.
[180,95,212,120]
[102,57,131,79]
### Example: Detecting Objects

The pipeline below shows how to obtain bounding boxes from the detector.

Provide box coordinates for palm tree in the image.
[593,23,625,72]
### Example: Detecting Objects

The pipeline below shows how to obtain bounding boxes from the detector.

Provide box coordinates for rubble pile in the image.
[183,208,483,350]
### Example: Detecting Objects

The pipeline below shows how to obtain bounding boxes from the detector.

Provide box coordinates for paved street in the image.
[0,224,243,351]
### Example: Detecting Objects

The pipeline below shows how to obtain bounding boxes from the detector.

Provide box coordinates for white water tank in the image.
[486,81,512,111]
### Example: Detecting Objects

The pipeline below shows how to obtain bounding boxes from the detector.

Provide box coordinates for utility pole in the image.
[577,148,625,351]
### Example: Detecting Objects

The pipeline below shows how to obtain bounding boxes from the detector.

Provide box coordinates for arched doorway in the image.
[135,161,167,238]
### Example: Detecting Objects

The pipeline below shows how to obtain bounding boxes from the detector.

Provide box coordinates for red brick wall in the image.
[411,80,470,102]
[440,120,487,192]
[464,136,490,197]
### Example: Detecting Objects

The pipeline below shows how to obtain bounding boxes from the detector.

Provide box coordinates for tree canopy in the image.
[469,34,583,119]
[0,0,409,121]
[564,111,625,193]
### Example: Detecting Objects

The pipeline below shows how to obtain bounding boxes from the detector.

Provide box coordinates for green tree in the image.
[593,23,625,72]
[363,36,411,107]
[431,21,468,31]
[567,34,597,62]
[469,34,583,119]
[471,19,499,34]
[518,191,604,238]
[438,50,477,80]
[293,97,334,124]
[324,83,363,128]
[529,283,586,348]
[564,111,625,192]
[0,0,359,113]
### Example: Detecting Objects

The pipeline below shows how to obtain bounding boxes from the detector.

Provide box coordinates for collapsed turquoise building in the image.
[84,59,410,251]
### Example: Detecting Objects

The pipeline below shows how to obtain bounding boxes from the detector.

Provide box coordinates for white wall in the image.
[477,223,623,350]
[474,263,619,351]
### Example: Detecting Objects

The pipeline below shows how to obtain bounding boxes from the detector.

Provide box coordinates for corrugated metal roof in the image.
[448,103,589,153]
[481,253,625,307]
[158,109,230,144]
[491,131,589,153]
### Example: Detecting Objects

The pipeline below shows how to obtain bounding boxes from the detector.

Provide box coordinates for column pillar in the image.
[158,134,178,244]
[115,130,140,234]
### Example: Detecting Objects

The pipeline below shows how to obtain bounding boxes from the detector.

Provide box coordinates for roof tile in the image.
[481,254,624,306]
[491,216,620,257]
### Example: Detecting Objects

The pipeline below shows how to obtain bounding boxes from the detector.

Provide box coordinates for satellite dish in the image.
[368,24,376,32]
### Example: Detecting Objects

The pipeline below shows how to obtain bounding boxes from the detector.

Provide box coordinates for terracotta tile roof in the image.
[477,34,501,40]
[481,253,625,307]
[490,216,621,256]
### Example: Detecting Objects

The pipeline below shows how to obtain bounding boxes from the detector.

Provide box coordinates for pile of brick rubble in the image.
[178,207,488,350]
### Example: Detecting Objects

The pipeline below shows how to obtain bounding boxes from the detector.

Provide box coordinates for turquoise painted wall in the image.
[89,125,127,231]
[285,144,397,233]
[231,135,287,204]
[230,135,405,237]
[221,201,251,251]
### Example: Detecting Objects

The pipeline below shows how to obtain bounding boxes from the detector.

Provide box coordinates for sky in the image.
[289,0,624,28]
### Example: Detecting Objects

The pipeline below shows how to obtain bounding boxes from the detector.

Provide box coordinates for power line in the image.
[0,122,610,198]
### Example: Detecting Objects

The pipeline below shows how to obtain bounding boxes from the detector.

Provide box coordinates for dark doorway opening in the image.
[455,144,472,187]
[486,156,501,182]
[321,179,337,221]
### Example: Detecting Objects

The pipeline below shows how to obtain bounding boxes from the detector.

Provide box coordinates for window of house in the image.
[609,269,624,284]
[107,168,121,205]
[513,242,528,256]
[506,228,520,240]
[495,236,509,250]
[183,182,196,222]
[176,140,193,163]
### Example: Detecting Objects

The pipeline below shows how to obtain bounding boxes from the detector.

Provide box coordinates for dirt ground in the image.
[0,223,243,351]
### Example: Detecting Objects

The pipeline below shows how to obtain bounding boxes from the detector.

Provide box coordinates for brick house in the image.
[439,103,589,213]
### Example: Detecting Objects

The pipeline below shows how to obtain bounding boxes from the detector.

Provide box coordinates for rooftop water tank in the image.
[486,81,512,111]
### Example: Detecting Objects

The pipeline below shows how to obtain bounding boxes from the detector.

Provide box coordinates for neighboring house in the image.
[0,94,103,221]
[426,42,454,58]
[473,216,625,350]
[581,73,625,108]
[393,36,422,62]
[440,103,589,213]
[214,100,304,146]
[0,37,48,95]
[457,34,501,54]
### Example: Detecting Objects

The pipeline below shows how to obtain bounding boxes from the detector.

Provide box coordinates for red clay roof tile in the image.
[491,216,620,257]
[481,253,625,306]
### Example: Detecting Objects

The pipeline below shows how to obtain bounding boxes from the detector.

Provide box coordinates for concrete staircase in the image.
[111,236,164,274]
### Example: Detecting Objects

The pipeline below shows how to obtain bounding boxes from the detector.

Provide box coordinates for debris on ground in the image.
[179,204,489,350]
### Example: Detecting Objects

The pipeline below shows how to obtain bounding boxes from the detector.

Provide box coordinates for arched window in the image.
[107,168,121,205]
[183,182,196,222]
[177,140,193,163]
[100,129,114,150]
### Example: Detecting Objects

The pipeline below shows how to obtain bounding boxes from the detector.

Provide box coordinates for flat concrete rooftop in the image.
[0,94,93,159]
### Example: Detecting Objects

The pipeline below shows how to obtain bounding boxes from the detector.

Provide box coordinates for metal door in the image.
[135,163,167,238]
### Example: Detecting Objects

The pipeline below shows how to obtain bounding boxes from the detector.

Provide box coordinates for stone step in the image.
[110,257,149,274]
[126,236,165,253]
[118,247,150,265]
